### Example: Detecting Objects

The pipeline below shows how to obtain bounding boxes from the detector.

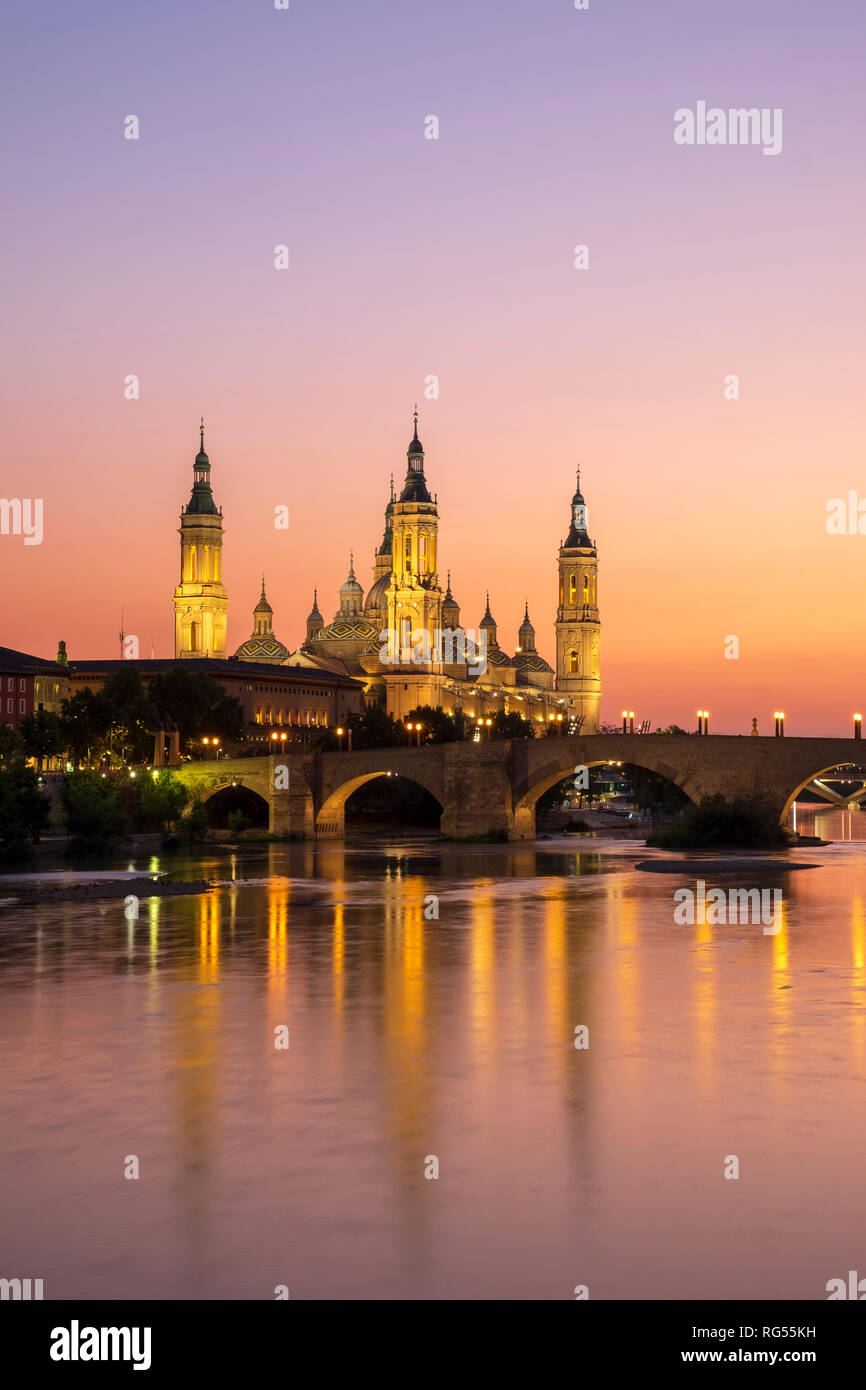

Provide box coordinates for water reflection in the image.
[0,834,864,1298]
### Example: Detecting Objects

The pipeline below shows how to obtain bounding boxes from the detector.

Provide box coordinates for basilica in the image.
[172,415,602,733]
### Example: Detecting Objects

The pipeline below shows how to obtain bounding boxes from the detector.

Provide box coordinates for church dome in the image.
[364,574,390,615]
[479,595,497,630]
[234,634,291,662]
[254,578,272,614]
[340,556,363,599]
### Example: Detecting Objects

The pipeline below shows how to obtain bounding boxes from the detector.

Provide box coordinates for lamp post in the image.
[337,726,344,752]
[697,710,709,736]
[774,711,785,738]
[855,714,862,741]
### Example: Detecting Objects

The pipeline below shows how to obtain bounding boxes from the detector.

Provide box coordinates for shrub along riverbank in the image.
[646,795,792,851]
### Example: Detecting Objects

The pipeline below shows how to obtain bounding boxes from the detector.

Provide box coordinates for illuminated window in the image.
[569,575,576,602]
[569,650,578,674]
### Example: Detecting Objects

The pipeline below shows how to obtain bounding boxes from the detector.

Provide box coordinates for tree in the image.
[62,771,130,855]
[0,760,52,861]
[61,688,112,765]
[19,709,66,771]
[149,669,244,751]
[184,798,209,841]
[0,724,26,765]
[340,708,408,750]
[404,705,468,744]
[227,808,251,838]
[654,725,691,737]
[137,770,190,832]
[101,668,155,764]
[647,795,790,850]
[491,710,534,740]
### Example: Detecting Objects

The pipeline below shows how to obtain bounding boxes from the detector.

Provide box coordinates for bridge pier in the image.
[439,743,518,840]
[269,751,316,837]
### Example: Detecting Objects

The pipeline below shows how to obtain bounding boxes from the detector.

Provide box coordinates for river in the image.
[1,805,865,1300]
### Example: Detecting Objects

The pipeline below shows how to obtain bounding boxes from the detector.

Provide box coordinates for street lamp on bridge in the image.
[854,714,862,741]
[774,711,786,738]
[621,710,635,735]
[696,710,709,736]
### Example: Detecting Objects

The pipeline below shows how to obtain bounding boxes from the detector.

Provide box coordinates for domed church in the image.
[172,414,602,733]
[232,579,291,664]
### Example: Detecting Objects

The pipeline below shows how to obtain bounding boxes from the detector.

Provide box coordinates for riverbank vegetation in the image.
[646,795,791,850]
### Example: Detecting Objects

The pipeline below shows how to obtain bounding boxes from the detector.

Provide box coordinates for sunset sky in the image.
[2,0,865,734]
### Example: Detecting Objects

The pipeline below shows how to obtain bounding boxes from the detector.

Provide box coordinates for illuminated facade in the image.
[172,415,602,732]
[174,423,228,659]
[555,472,602,733]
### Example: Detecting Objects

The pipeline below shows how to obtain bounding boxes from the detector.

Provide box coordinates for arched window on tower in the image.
[569,575,576,603]
[569,650,578,674]
[583,575,589,603]
[190,621,198,651]
[189,546,197,582]
[405,535,412,571]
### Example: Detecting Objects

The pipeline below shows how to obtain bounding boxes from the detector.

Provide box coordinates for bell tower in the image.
[555,469,601,731]
[385,410,443,663]
[173,421,228,658]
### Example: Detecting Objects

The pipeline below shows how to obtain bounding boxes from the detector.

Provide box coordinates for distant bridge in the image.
[174,733,866,840]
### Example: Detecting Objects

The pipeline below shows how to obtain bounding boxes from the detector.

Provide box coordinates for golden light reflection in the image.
[543,889,568,1050]
[198,893,220,983]
[606,878,642,1091]
[692,888,716,1088]
[767,894,791,1098]
[267,882,289,993]
[148,895,160,971]
[333,899,345,1016]
[470,885,496,1045]
[851,896,865,1069]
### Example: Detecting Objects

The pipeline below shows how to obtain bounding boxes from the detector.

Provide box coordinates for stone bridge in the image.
[174,733,865,840]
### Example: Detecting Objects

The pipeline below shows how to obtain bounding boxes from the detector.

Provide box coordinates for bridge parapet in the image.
[176,734,864,840]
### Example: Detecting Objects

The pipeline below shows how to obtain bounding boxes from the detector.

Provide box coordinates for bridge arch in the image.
[511,746,696,838]
[201,781,270,829]
[316,770,443,839]
[779,761,862,824]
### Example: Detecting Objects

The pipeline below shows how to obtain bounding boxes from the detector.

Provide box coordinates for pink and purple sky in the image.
[1,0,865,733]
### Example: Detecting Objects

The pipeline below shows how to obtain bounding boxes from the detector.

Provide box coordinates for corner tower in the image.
[173,422,228,658]
[555,469,601,731]
[385,411,443,662]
